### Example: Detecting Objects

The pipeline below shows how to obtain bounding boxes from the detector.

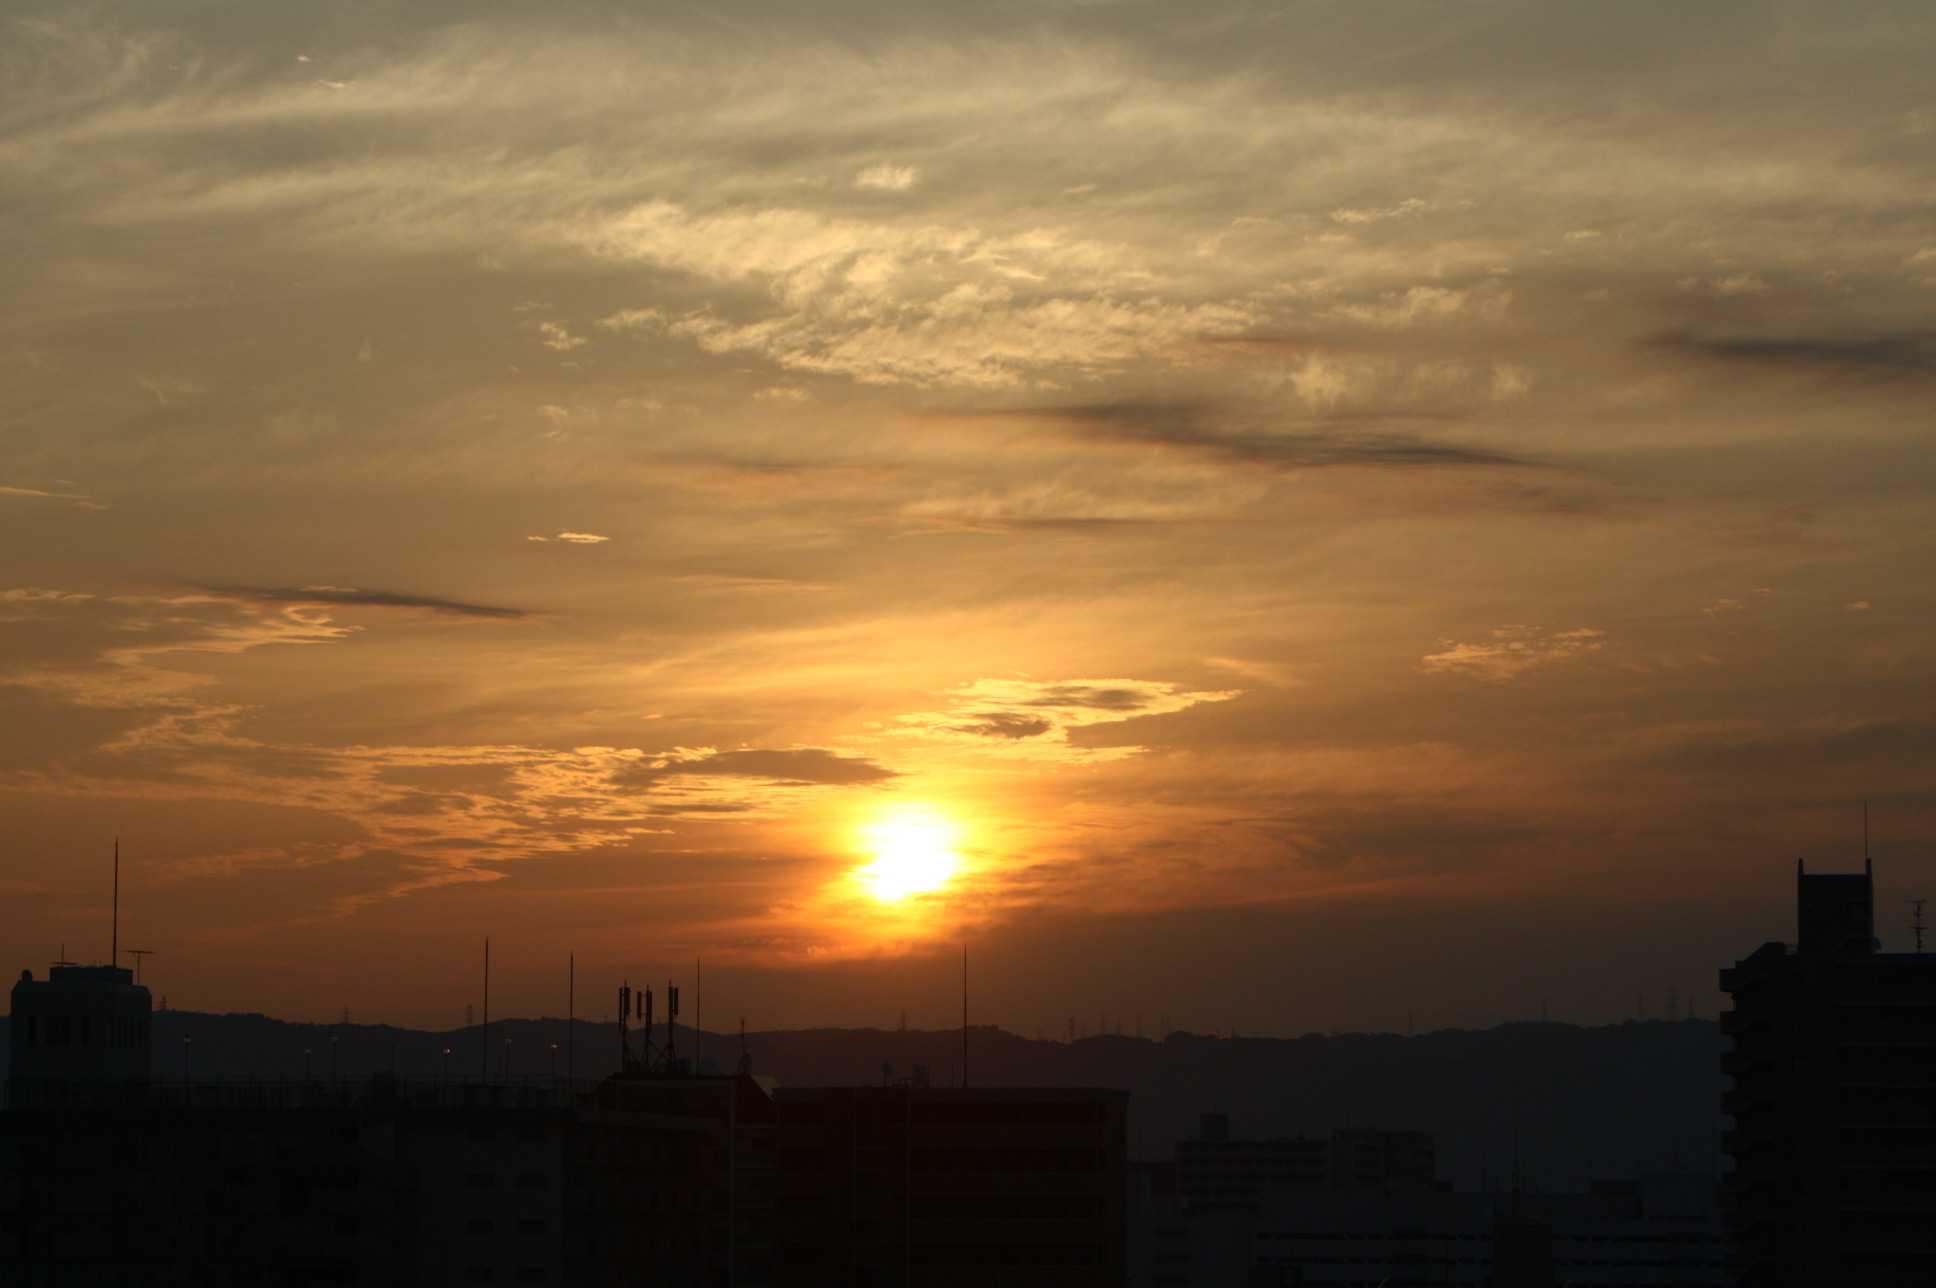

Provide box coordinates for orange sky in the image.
[2,0,1933,1034]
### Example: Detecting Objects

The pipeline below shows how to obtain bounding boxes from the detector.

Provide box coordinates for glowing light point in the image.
[856,809,961,903]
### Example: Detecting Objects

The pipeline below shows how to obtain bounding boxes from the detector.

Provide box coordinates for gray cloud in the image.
[950,713,1056,740]
[208,586,527,620]
[991,401,1536,471]
[1664,721,1936,773]
[1655,332,1936,378]
[618,747,898,789]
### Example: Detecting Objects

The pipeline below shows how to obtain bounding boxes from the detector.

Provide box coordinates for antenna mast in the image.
[1914,900,1928,955]
[482,937,491,1082]
[961,942,968,1089]
[568,954,575,1086]
[125,948,155,985]
[112,838,119,969]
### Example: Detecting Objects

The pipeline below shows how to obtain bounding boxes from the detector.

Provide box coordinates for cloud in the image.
[1329,198,1431,225]
[537,320,587,351]
[947,712,1057,740]
[209,586,527,620]
[1713,273,1771,297]
[999,400,1536,471]
[1653,332,1936,378]
[855,162,919,191]
[0,484,104,509]
[1421,626,1605,682]
[1332,284,1509,328]
[527,531,610,544]
[616,746,898,788]
[2,588,94,604]
[891,677,1239,761]
[1661,720,1936,773]
[597,308,664,331]
[1845,600,1871,612]
[583,201,1258,387]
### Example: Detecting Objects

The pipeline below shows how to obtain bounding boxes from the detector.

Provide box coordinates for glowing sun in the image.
[855,808,961,903]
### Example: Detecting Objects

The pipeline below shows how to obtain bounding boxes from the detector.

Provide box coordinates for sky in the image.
[3,0,1933,1036]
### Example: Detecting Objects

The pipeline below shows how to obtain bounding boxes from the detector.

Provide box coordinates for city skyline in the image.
[4,0,1935,1032]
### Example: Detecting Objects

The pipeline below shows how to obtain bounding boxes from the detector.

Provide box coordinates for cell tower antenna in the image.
[1913,900,1928,955]
[112,837,119,969]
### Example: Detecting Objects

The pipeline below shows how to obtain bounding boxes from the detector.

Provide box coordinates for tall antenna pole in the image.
[961,942,968,1089]
[696,956,702,1074]
[568,953,575,1086]
[1913,900,1928,955]
[112,838,120,969]
[1864,800,1871,868]
[482,937,491,1082]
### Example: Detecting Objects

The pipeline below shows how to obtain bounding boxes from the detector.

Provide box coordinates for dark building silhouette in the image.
[9,964,152,1089]
[1175,1114,1436,1209]
[773,1084,1127,1286]
[1132,1116,1722,1286]
[0,1072,777,1286]
[1720,860,1936,1286]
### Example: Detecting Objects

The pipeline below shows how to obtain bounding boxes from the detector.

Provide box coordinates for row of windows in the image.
[16,1014,149,1050]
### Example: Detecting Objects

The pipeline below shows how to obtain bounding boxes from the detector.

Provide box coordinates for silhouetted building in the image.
[1719,860,1936,1286]
[1140,1115,1720,1285]
[0,1072,777,1287]
[773,1085,1127,1286]
[1150,1179,1723,1286]
[8,965,151,1093]
[1176,1118,1435,1209]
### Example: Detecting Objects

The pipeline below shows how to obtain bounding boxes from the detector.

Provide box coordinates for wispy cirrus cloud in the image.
[527,531,610,544]
[890,677,1239,761]
[206,585,528,620]
[1421,626,1606,682]
[0,483,104,509]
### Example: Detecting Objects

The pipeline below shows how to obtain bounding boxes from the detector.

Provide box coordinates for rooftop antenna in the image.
[619,981,632,1071]
[666,979,680,1070]
[112,837,119,969]
[568,953,575,1086]
[125,948,154,985]
[961,942,969,1088]
[482,936,491,1082]
[1864,800,1872,874]
[696,956,702,1074]
[1913,900,1928,955]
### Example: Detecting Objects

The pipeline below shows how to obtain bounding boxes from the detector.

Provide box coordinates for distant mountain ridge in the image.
[0,1012,1721,1189]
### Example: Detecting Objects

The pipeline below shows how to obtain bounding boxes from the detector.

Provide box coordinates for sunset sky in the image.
[3,0,1932,1036]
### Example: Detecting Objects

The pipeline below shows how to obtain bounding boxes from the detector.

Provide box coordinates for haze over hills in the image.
[0,1010,1721,1189]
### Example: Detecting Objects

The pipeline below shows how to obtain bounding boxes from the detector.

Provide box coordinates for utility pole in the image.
[1913,900,1928,955]
[961,943,969,1089]
[482,937,491,1082]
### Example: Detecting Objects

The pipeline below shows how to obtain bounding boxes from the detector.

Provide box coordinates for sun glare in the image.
[855,808,961,903]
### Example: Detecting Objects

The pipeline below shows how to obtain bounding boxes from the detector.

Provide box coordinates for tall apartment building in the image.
[772,1084,1128,1287]
[1720,860,1936,1286]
